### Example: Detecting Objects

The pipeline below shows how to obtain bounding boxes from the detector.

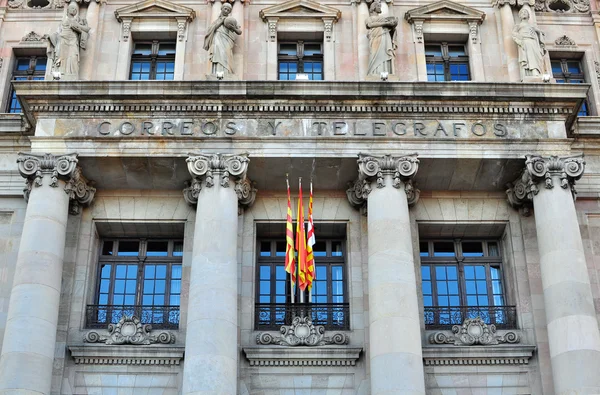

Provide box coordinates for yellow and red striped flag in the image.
[306,181,316,292]
[296,179,309,292]
[285,178,296,288]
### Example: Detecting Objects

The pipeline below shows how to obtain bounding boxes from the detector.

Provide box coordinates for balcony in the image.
[424,305,517,330]
[85,305,180,330]
[255,303,350,331]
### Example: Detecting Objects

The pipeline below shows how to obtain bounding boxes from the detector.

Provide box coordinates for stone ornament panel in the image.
[347,153,420,208]
[84,315,175,345]
[184,153,256,208]
[534,0,589,13]
[507,154,585,213]
[17,152,96,213]
[256,316,349,347]
[8,0,98,10]
[429,317,520,346]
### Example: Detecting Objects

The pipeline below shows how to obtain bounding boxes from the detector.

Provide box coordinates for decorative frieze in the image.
[21,31,44,42]
[493,0,534,6]
[422,345,536,365]
[244,346,362,366]
[184,153,256,208]
[507,154,585,212]
[429,317,520,346]
[69,345,184,365]
[256,315,349,347]
[84,315,175,345]
[346,154,420,208]
[555,35,576,46]
[534,0,589,13]
[17,153,96,212]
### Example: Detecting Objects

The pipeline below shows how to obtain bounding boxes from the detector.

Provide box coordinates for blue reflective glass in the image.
[422,266,431,279]
[260,281,270,294]
[276,266,286,280]
[99,294,108,305]
[475,266,486,279]
[448,281,458,294]
[464,266,475,279]
[422,281,432,294]
[100,279,110,293]
[126,279,136,293]
[155,280,166,293]
[437,282,448,294]
[260,266,270,279]
[450,296,460,306]
[424,296,433,306]
[145,266,155,278]
[170,295,180,305]
[171,280,181,294]
[144,280,154,292]
[436,266,446,280]
[447,266,457,280]
[154,295,165,305]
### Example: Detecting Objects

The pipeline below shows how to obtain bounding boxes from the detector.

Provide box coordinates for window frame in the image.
[277,40,324,81]
[425,42,470,82]
[129,40,176,81]
[551,58,589,116]
[7,55,47,113]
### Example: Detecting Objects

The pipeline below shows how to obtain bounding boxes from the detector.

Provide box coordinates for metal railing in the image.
[255,302,350,331]
[424,305,517,330]
[85,305,180,330]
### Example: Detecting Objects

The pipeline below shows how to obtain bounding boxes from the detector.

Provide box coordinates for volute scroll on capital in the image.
[506,154,585,215]
[184,153,257,209]
[346,153,420,209]
[17,152,96,214]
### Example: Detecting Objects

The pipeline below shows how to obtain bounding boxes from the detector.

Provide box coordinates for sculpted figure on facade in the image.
[204,3,242,76]
[46,1,90,80]
[366,0,398,76]
[512,8,546,78]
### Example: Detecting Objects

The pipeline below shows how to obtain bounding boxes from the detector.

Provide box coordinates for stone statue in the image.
[46,1,90,81]
[203,3,242,76]
[366,0,398,76]
[512,8,546,77]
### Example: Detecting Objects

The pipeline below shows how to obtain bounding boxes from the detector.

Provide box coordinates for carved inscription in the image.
[89,119,525,138]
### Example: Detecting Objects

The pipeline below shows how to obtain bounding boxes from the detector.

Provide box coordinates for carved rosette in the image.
[184,153,256,209]
[17,153,96,212]
[429,317,520,346]
[346,153,420,208]
[84,315,175,345]
[507,154,585,213]
[256,315,349,347]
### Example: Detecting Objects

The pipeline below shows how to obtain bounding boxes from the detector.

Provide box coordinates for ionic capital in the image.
[17,152,96,214]
[506,154,585,214]
[184,153,257,209]
[346,153,420,209]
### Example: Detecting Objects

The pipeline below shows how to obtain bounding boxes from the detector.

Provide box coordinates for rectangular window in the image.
[278,41,323,81]
[421,240,516,329]
[87,239,182,329]
[551,58,589,116]
[130,41,175,81]
[255,234,348,330]
[7,56,46,113]
[426,43,470,82]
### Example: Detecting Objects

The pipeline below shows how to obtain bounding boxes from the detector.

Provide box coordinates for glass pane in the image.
[448,45,466,57]
[436,266,446,280]
[144,279,154,292]
[172,265,182,279]
[475,265,486,278]
[101,264,111,278]
[118,241,139,256]
[126,279,137,293]
[304,43,322,55]
[260,265,270,279]
[155,280,166,293]
[170,280,181,294]
[260,241,271,257]
[133,43,152,56]
[433,242,455,257]
[275,241,286,257]
[332,241,343,257]
[16,58,31,71]
[102,241,114,255]
[420,241,429,257]
[313,241,327,257]
[116,265,127,278]
[145,265,155,278]
[34,58,47,71]
[490,266,500,280]
[127,265,137,278]
[447,266,457,280]
[488,242,499,257]
[170,295,180,305]
[462,242,484,257]
[99,279,110,293]
[425,45,442,56]
[147,241,168,257]
[422,281,432,294]
[551,60,563,74]
[275,265,286,280]
[173,241,184,257]
[424,296,433,306]
[279,43,297,55]
[567,61,582,74]
[421,266,431,280]
[158,42,176,55]
[260,281,270,294]
[156,265,167,278]
[332,266,343,280]
[316,265,327,280]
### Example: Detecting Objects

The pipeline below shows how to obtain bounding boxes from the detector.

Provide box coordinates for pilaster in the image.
[346,153,425,395]
[181,153,255,395]
[0,153,95,394]
[506,154,600,394]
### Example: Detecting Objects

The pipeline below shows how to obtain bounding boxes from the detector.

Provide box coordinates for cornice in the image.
[422,345,536,366]
[243,346,363,366]
[68,345,184,365]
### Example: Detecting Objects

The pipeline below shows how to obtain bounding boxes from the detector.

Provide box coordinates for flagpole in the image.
[299,177,305,304]
[286,174,295,305]
[308,180,313,303]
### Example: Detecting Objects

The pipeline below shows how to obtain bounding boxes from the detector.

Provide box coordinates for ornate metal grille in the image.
[86,305,180,330]
[255,303,350,331]
[424,305,517,330]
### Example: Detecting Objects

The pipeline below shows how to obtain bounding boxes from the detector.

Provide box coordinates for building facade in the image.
[1,0,600,393]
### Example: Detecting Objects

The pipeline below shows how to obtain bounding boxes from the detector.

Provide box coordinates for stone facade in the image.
[1,0,600,393]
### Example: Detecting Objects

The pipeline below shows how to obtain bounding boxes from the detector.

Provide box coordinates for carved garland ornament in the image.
[183,153,256,208]
[256,316,349,347]
[84,315,175,345]
[21,31,44,43]
[17,153,96,213]
[8,0,99,10]
[534,0,589,13]
[555,35,576,46]
[346,153,420,208]
[506,154,585,214]
[429,317,520,346]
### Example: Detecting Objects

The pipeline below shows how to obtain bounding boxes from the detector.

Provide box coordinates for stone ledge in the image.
[68,345,185,365]
[422,345,536,366]
[243,346,363,366]
[0,113,30,134]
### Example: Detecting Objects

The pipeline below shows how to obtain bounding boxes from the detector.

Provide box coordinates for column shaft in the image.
[0,176,70,394]
[533,177,600,394]
[499,4,520,82]
[367,174,425,395]
[182,178,239,395]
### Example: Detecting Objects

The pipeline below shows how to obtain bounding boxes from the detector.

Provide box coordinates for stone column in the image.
[0,153,95,394]
[507,154,600,394]
[232,0,245,79]
[495,0,520,82]
[80,0,102,80]
[181,153,256,395]
[115,18,133,80]
[355,0,369,79]
[467,21,485,81]
[347,154,425,395]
